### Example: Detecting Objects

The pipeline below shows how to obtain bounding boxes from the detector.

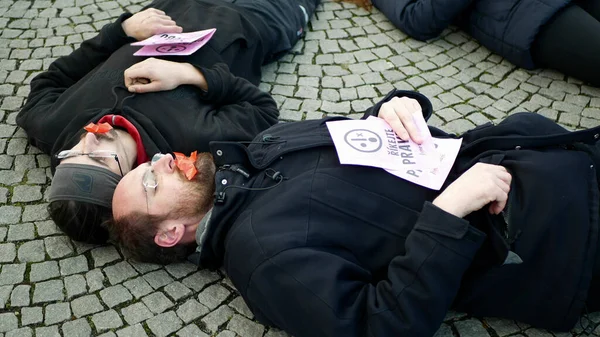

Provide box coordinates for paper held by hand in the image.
[131,28,216,56]
[326,117,462,190]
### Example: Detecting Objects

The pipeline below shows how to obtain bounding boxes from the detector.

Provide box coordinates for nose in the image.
[83,132,100,151]
[151,153,174,173]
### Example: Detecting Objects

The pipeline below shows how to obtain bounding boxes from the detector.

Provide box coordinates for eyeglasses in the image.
[56,150,124,176]
[143,168,158,212]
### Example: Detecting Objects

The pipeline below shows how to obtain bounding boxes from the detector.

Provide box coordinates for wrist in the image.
[432,196,465,218]
[181,63,208,91]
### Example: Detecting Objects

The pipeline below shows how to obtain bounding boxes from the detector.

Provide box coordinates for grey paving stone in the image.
[454,318,491,336]
[61,318,92,337]
[0,285,12,309]
[164,281,191,301]
[32,279,63,303]
[146,311,183,337]
[30,261,59,282]
[0,313,19,333]
[116,323,148,337]
[123,276,153,299]
[91,246,121,267]
[229,296,254,319]
[165,262,198,279]
[11,185,42,202]
[0,263,25,285]
[44,236,73,258]
[92,309,123,331]
[176,298,210,323]
[7,223,34,241]
[35,325,61,337]
[99,284,133,308]
[202,305,234,333]
[104,261,138,285]
[198,284,231,310]
[59,255,88,275]
[6,326,33,337]
[142,291,174,314]
[227,314,264,337]
[120,302,153,325]
[65,274,87,299]
[10,284,30,306]
[71,294,103,317]
[21,306,43,326]
[177,324,209,337]
[85,268,105,292]
[16,239,44,263]
[44,302,71,325]
[215,331,236,337]
[143,270,174,289]
[0,243,16,263]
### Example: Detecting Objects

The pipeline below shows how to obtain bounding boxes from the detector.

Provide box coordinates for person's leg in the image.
[234,0,320,64]
[531,4,600,86]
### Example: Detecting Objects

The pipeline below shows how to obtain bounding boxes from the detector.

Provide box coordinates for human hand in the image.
[378,96,426,144]
[121,8,182,41]
[432,163,512,218]
[124,58,207,93]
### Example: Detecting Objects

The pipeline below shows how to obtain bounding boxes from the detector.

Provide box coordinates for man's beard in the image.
[170,152,216,218]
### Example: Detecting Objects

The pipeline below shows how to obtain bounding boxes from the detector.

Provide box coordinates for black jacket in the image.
[192,90,600,336]
[373,0,571,69]
[17,0,278,170]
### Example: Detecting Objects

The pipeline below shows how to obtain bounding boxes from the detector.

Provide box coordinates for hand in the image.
[378,96,426,144]
[124,58,207,93]
[121,8,182,41]
[432,163,512,218]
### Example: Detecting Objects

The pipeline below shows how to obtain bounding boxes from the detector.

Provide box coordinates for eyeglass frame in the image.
[56,149,125,176]
[142,168,158,212]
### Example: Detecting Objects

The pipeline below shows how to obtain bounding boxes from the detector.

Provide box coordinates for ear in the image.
[154,223,185,248]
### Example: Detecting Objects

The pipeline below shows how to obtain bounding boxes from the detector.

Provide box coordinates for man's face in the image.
[112,153,216,220]
[59,130,136,176]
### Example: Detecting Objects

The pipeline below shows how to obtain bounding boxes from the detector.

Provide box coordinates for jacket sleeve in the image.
[16,13,135,152]
[245,202,485,337]
[362,89,433,121]
[192,63,280,140]
[371,0,473,40]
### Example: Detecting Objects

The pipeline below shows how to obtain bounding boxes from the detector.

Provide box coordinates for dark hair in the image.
[48,200,111,244]
[107,211,196,264]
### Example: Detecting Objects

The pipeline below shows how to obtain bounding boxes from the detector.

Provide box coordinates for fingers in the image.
[124,65,153,90]
[397,108,422,144]
[379,103,409,141]
[128,81,162,93]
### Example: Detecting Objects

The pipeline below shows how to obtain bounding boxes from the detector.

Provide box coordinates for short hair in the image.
[108,210,197,264]
[48,200,111,244]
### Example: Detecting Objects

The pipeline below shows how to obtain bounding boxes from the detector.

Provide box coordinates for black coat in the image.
[16,0,278,171]
[373,0,571,68]
[191,90,600,336]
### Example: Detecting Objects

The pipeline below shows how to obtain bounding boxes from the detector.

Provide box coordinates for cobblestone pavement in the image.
[2,0,600,336]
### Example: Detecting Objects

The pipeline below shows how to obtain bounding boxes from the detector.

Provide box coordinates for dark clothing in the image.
[531,2,600,86]
[372,0,571,69]
[16,0,316,170]
[190,90,600,336]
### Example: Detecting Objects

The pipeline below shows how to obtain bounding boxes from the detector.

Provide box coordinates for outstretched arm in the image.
[372,0,473,40]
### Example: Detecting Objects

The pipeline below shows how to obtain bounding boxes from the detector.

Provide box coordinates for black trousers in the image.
[531,0,600,87]
[231,0,319,64]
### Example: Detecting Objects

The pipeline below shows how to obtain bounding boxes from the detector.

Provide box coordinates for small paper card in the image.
[131,28,216,56]
[326,117,462,190]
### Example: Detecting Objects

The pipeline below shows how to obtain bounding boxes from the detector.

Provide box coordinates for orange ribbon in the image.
[84,122,113,134]
[174,151,198,180]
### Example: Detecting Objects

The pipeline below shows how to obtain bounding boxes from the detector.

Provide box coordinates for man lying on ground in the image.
[110,89,600,336]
